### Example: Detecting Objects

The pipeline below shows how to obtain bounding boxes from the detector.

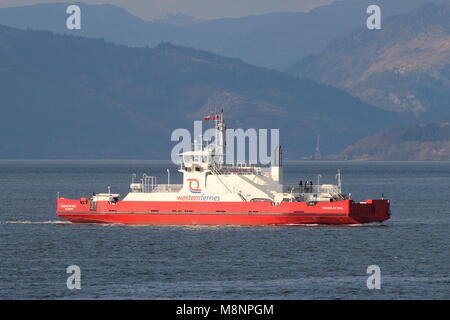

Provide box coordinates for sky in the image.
[0,0,340,20]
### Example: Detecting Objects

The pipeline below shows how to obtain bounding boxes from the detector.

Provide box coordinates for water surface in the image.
[0,160,448,299]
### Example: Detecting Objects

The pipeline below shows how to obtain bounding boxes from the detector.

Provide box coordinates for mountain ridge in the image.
[335,122,450,160]
[0,0,447,70]
[0,24,404,159]
[290,2,450,120]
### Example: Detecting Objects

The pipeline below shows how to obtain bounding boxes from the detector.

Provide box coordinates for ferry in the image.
[56,112,390,225]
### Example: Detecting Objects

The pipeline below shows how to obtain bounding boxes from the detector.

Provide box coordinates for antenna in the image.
[314,135,321,160]
[336,169,342,193]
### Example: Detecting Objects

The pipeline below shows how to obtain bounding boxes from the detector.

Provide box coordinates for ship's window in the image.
[109,197,119,205]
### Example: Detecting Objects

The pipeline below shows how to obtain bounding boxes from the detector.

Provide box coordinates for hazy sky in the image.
[0,0,340,20]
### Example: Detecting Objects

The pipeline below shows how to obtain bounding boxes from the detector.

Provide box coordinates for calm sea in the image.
[0,160,448,299]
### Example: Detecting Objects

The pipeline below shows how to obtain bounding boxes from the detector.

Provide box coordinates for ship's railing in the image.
[210,163,263,175]
[179,161,264,175]
[283,184,341,195]
[219,165,261,175]
[130,183,183,193]
[150,184,183,193]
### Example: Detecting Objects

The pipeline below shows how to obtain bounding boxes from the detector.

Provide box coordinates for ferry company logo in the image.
[176,194,220,202]
[188,179,202,194]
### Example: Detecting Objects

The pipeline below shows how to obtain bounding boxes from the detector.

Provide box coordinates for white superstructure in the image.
[95,111,346,204]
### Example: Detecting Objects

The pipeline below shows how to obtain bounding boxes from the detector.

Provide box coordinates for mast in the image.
[336,169,342,193]
[271,145,282,184]
[314,135,321,160]
[213,109,226,165]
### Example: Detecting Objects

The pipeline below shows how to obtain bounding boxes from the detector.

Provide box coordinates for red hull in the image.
[57,198,390,225]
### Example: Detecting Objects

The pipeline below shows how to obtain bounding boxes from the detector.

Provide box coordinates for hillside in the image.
[290,2,450,121]
[0,0,445,70]
[336,122,450,160]
[0,25,403,159]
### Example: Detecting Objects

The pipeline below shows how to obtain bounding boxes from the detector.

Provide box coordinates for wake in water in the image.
[0,220,387,229]
[285,222,387,228]
[1,220,71,225]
